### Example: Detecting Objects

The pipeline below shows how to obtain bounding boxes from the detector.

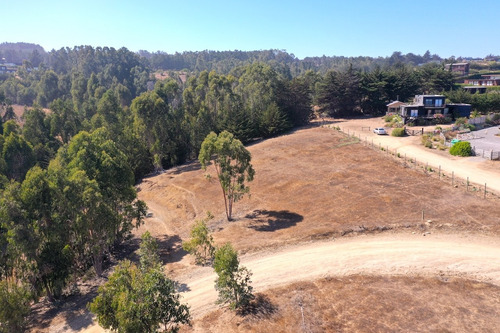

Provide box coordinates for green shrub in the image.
[424,140,433,148]
[384,114,394,122]
[391,128,405,137]
[0,282,31,332]
[450,141,472,156]
[455,117,467,126]
[465,123,476,131]
[421,134,430,145]
[384,114,403,127]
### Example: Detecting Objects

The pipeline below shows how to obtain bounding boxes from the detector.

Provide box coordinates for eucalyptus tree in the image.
[198,131,254,221]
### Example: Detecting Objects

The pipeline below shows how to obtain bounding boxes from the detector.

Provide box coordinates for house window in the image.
[435,99,443,107]
[410,109,418,117]
[424,99,433,106]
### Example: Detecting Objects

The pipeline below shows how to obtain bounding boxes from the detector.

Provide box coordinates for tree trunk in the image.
[227,198,233,221]
[93,249,103,277]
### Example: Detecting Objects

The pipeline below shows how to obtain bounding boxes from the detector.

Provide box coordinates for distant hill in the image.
[0,42,46,65]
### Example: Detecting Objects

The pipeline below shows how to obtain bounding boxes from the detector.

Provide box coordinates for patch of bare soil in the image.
[187,275,500,333]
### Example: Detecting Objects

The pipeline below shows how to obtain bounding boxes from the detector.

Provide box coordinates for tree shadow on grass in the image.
[238,294,278,319]
[245,210,303,232]
[156,234,188,264]
[28,280,100,332]
[169,161,202,175]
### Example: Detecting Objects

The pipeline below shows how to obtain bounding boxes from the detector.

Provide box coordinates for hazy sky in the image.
[3,0,499,59]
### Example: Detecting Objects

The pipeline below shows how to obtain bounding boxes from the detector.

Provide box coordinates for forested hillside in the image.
[0,42,499,331]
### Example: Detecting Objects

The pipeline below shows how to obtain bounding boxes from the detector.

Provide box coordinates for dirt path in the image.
[178,232,500,318]
[334,118,500,193]
[79,232,500,332]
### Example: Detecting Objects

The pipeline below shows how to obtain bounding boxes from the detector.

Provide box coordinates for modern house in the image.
[445,62,470,76]
[464,74,500,87]
[398,95,471,123]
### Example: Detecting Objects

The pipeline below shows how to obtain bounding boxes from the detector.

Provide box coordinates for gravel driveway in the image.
[466,127,500,151]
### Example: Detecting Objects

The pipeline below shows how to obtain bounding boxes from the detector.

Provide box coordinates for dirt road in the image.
[79,233,500,332]
[178,233,500,318]
[334,118,500,193]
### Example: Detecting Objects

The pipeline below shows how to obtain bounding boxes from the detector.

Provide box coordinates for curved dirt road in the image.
[179,233,500,318]
[80,233,500,332]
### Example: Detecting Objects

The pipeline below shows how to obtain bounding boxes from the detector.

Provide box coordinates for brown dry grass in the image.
[136,124,500,332]
[187,275,500,333]
[31,124,500,332]
[137,125,500,259]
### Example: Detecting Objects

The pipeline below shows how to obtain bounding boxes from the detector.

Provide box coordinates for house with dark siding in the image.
[399,95,471,123]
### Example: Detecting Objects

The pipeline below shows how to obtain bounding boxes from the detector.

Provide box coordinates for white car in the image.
[373,127,387,135]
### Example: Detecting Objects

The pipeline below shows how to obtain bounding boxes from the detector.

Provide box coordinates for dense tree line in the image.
[0,45,150,108]
[445,89,500,113]
[316,63,456,117]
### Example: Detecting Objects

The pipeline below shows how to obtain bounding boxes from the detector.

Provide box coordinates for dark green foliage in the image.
[450,141,472,156]
[446,89,500,114]
[88,235,190,333]
[317,65,362,117]
[0,281,31,333]
[2,133,35,181]
[57,128,145,276]
[182,212,215,265]
[391,128,405,137]
[199,131,255,221]
[139,231,161,270]
[213,243,254,310]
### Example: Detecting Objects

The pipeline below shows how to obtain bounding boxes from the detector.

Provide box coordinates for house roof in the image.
[386,101,405,107]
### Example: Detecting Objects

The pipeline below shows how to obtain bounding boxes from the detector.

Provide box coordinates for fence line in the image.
[333,126,495,199]
[471,147,500,160]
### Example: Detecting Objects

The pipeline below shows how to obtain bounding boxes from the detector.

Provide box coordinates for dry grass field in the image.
[137,124,500,256]
[31,123,500,332]
[190,275,500,333]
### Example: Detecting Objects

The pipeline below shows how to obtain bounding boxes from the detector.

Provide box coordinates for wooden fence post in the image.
[484,183,487,199]
[467,177,469,191]
[439,165,441,179]
[452,171,454,187]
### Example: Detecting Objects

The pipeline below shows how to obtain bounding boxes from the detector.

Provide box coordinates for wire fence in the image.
[471,147,500,160]
[328,125,498,199]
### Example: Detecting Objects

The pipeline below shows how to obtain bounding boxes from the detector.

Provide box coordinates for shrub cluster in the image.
[450,141,473,156]
[391,128,405,137]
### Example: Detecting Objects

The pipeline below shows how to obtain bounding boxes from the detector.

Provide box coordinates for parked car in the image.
[373,127,387,135]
